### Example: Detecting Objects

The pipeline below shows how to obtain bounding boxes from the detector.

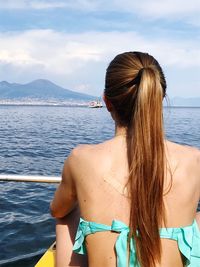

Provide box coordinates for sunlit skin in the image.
[51,95,200,267]
[55,208,88,267]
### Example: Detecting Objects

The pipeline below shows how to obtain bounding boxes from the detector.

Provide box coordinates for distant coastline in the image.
[164,106,200,108]
[163,97,200,107]
[0,98,200,108]
[0,79,199,107]
[0,101,199,108]
[0,99,91,107]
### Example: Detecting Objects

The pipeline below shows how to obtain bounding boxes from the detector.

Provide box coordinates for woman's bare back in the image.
[70,137,200,267]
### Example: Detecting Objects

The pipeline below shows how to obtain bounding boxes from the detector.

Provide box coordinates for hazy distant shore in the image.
[0,99,91,107]
[0,99,199,108]
[1,79,199,107]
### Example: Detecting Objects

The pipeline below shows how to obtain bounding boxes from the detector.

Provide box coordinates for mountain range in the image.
[0,79,95,101]
[0,79,199,107]
[167,97,200,107]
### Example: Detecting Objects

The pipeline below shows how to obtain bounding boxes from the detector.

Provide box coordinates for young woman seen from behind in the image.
[51,51,200,267]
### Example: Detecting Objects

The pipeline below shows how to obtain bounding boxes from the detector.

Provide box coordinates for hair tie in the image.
[138,67,145,76]
[125,67,145,88]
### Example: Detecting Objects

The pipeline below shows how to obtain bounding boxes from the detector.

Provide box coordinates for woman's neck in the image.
[115,124,127,137]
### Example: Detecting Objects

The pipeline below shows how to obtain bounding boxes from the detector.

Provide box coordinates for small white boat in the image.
[89,100,103,108]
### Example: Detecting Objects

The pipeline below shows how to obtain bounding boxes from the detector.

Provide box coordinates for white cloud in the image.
[30,1,67,9]
[0,0,100,10]
[0,29,199,69]
[1,0,200,27]
[0,29,199,96]
[111,0,200,18]
[1,0,200,17]
[74,83,93,94]
[0,49,43,65]
[0,0,69,9]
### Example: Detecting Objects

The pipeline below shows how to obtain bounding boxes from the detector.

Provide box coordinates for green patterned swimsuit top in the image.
[73,218,200,267]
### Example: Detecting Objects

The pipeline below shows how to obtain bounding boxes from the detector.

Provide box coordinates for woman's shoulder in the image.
[66,141,112,174]
[70,141,109,159]
[67,142,115,187]
[166,140,200,180]
[166,140,200,159]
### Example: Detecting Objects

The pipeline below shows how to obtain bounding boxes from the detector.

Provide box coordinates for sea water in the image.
[0,105,199,266]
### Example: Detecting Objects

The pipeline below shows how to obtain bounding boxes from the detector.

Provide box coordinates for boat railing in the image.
[0,174,61,183]
[0,174,199,211]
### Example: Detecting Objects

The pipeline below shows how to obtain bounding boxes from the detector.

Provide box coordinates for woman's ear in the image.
[103,94,113,112]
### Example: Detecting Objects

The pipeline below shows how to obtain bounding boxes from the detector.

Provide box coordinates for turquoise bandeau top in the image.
[73,218,200,267]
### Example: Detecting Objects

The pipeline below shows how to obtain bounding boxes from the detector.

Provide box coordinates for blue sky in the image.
[0,0,200,98]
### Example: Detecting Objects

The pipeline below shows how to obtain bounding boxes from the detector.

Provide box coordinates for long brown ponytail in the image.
[104,52,167,267]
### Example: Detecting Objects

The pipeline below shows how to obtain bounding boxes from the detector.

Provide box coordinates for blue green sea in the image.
[0,105,199,266]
